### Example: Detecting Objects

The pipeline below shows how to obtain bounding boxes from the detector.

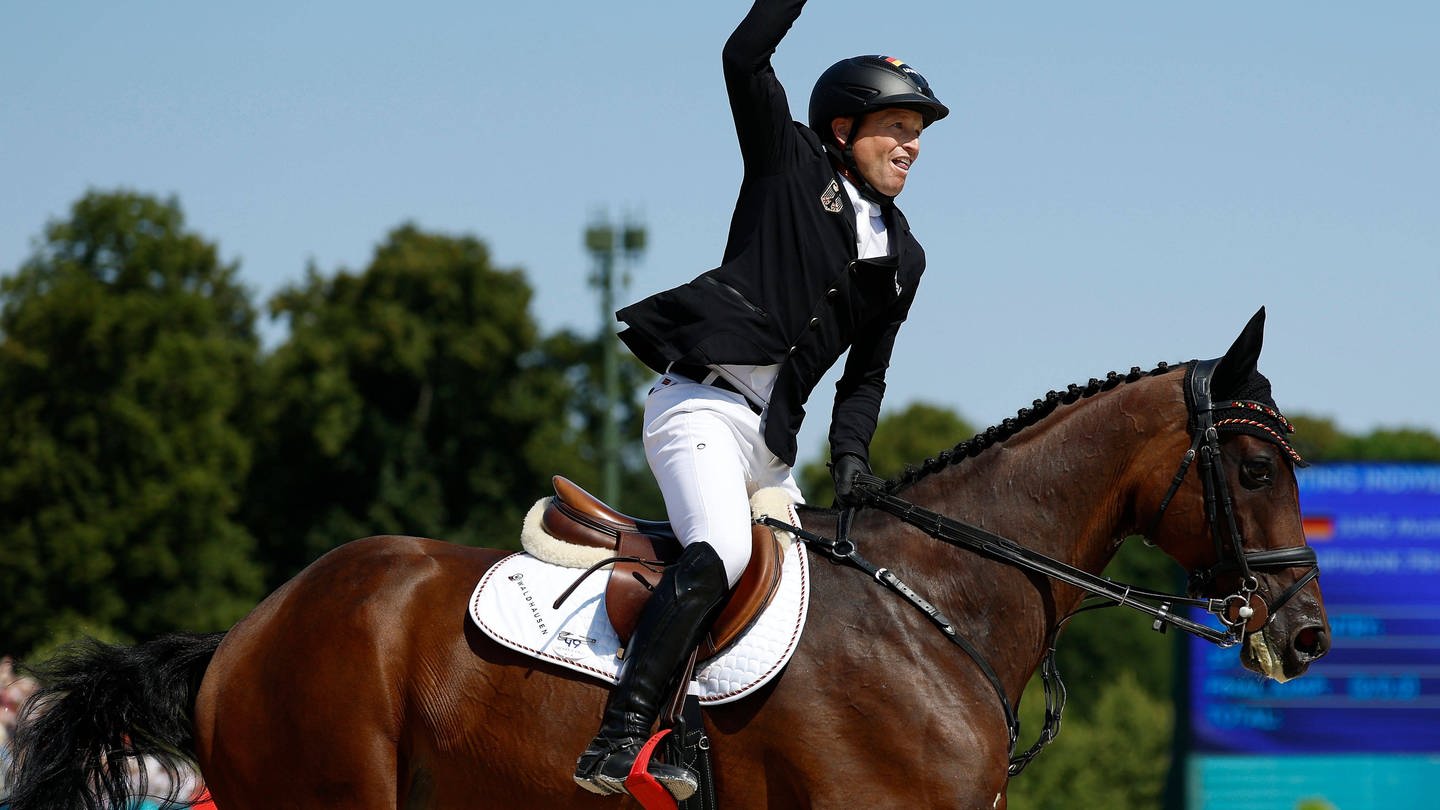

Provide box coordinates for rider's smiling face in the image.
[833,107,924,198]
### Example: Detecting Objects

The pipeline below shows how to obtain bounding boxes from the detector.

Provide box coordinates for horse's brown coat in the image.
[190,366,1330,809]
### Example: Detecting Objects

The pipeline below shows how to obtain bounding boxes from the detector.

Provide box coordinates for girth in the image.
[541,476,784,661]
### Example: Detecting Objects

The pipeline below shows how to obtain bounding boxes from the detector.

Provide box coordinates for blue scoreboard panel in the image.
[1186,464,1440,809]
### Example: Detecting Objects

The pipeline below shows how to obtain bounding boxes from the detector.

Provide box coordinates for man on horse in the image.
[572,0,949,800]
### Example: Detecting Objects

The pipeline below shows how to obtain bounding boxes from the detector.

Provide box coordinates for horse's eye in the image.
[1240,457,1275,489]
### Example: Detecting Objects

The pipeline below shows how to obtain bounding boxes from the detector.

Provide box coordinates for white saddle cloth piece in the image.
[469,538,810,705]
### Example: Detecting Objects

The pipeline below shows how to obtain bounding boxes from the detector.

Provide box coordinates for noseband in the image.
[1148,357,1320,635]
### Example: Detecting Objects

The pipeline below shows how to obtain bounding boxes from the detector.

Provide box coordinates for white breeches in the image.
[643,376,804,587]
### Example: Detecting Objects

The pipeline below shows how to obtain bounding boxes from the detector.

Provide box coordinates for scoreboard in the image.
[1185,464,1440,809]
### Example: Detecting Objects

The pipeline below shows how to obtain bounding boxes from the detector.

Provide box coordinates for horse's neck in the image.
[925,377,1181,570]
[886,375,1187,673]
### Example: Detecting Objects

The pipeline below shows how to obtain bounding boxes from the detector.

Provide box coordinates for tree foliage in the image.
[797,401,976,503]
[1,195,665,658]
[528,328,665,519]
[245,224,555,581]
[1008,671,1172,810]
[241,224,660,588]
[1291,414,1440,462]
[0,191,263,655]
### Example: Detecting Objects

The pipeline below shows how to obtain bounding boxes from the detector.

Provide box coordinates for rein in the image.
[756,509,1041,774]
[761,507,1066,775]
[758,358,1322,776]
[847,485,1246,643]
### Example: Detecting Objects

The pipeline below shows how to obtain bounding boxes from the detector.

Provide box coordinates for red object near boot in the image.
[624,729,679,810]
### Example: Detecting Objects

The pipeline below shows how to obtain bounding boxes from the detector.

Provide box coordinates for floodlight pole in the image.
[586,212,646,506]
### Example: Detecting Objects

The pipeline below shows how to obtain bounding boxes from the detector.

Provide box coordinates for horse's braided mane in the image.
[883,360,1189,493]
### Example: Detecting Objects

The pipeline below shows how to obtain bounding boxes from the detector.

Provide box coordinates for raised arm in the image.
[721,0,810,171]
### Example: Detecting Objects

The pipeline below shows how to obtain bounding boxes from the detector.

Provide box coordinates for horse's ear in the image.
[1212,306,1266,398]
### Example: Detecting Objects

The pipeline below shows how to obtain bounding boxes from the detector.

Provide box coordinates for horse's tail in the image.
[6,631,225,810]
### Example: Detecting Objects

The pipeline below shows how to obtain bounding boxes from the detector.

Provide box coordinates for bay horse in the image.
[8,308,1330,809]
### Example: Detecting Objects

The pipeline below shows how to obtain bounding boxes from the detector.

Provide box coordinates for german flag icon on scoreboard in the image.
[1301,515,1335,541]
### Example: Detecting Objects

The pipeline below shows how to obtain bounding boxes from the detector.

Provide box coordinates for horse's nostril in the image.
[1294,625,1330,659]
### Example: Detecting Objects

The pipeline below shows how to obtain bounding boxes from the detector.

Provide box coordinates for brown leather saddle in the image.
[542,476,785,661]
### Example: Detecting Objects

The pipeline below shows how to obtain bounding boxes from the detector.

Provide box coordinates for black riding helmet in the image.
[808,55,949,204]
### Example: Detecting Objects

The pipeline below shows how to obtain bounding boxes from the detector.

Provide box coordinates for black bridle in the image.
[1149,357,1320,635]
[756,358,1322,774]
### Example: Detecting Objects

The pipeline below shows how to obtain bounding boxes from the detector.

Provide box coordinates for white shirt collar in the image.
[838,174,891,260]
[839,175,885,221]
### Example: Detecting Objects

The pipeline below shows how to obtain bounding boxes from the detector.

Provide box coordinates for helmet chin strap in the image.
[824,122,896,208]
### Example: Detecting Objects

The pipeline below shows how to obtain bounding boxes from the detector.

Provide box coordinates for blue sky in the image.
[3,1,1436,466]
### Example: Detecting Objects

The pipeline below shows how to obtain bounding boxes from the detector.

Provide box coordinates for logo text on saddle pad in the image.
[469,540,811,705]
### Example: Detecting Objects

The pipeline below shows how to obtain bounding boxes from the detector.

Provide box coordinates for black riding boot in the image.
[573,541,729,800]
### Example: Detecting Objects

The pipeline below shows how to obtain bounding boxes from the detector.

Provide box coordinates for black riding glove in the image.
[831,453,872,508]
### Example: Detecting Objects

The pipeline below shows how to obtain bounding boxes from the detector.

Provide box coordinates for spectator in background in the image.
[127,754,205,810]
[1,656,41,798]
[1,655,214,809]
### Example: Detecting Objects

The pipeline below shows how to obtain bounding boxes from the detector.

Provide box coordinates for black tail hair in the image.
[5,631,225,810]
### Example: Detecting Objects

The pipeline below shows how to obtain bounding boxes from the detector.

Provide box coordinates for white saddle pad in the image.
[469,539,810,705]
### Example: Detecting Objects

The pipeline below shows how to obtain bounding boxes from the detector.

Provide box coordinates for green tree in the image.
[1008,671,1172,810]
[797,400,976,503]
[1291,414,1440,462]
[1289,415,1350,462]
[531,328,665,518]
[0,190,263,658]
[243,224,660,588]
[1051,539,1180,715]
